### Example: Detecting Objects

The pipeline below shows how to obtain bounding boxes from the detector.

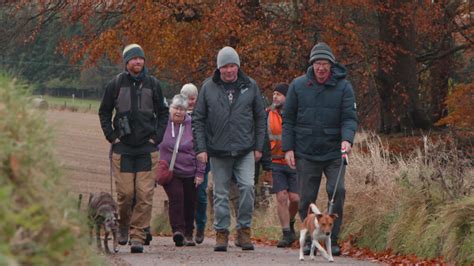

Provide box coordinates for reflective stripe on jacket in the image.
[267,108,286,165]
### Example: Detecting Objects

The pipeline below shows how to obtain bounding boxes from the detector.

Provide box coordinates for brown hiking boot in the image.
[237,227,254,250]
[214,230,229,252]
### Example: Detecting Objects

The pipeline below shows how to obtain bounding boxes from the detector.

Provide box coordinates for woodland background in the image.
[1,1,473,265]
[0,0,473,132]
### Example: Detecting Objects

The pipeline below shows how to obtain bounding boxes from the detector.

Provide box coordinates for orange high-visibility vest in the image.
[267,108,286,164]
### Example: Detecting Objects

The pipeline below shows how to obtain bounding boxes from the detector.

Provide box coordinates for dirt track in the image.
[46,110,378,266]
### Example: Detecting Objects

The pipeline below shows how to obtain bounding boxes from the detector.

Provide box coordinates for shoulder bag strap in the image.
[169,123,184,171]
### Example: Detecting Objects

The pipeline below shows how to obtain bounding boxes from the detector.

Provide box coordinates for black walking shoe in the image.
[277,229,296,248]
[303,236,311,255]
[331,243,341,256]
[195,229,204,244]
[185,235,196,246]
[173,231,185,247]
[130,240,143,253]
[144,227,152,245]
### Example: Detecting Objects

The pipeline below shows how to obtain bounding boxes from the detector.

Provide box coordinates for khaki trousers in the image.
[112,151,158,243]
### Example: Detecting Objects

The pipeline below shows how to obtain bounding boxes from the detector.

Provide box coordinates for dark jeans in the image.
[163,176,197,237]
[296,158,345,242]
[195,163,210,232]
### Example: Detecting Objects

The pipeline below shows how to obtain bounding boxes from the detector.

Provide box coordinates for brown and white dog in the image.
[87,192,119,253]
[299,203,338,262]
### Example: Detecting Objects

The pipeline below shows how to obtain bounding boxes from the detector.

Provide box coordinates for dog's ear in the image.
[316,214,323,221]
[330,213,338,220]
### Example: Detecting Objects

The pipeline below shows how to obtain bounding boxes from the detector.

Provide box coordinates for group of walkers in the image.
[98,42,357,255]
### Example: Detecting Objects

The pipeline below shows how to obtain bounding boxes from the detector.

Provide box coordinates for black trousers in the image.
[296,158,345,242]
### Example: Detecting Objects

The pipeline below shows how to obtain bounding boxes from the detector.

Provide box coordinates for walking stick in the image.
[328,148,348,214]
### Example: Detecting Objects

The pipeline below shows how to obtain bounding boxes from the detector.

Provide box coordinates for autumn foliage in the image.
[436,83,474,129]
[4,0,473,132]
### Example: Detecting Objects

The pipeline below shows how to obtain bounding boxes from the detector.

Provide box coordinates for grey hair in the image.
[180,83,198,97]
[170,94,189,109]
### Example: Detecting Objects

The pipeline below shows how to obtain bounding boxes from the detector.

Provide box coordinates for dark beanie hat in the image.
[123,44,145,63]
[309,42,335,64]
[274,83,289,96]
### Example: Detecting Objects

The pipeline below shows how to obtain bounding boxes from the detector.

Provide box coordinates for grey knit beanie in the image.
[217,46,240,69]
[309,42,335,64]
[123,44,145,63]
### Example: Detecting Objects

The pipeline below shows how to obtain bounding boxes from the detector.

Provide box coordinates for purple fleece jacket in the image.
[158,114,206,178]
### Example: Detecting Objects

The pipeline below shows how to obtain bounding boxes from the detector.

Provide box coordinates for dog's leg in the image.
[96,223,102,251]
[104,231,111,254]
[314,240,330,261]
[310,240,316,260]
[326,237,334,262]
[112,228,119,253]
[89,222,93,245]
[299,229,307,261]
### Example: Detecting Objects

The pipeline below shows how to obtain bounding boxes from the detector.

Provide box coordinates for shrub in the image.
[0,74,101,265]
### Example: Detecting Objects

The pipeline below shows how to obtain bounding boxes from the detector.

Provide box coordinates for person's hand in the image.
[285,150,296,169]
[113,138,120,144]
[194,176,204,187]
[341,141,352,153]
[254,150,262,162]
[197,152,208,164]
[149,138,156,144]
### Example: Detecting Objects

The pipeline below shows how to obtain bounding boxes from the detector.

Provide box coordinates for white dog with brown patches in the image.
[299,203,338,262]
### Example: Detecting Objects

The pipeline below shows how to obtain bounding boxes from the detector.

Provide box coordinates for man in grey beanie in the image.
[282,42,358,256]
[99,44,169,253]
[192,46,266,252]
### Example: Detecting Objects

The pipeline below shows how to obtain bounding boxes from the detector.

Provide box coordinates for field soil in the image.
[46,110,378,266]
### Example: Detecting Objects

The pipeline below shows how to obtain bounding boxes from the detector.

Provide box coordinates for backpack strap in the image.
[114,72,125,100]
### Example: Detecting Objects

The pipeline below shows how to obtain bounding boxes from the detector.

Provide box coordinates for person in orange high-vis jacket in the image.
[267,83,300,248]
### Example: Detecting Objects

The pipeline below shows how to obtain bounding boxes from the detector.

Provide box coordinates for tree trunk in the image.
[376,0,431,133]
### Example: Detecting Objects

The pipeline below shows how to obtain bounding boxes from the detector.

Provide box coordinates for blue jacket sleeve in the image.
[340,81,358,144]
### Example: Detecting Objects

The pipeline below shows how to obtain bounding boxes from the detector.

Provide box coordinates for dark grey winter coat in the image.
[192,69,266,158]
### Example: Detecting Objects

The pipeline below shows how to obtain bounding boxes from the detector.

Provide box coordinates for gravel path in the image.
[47,110,379,266]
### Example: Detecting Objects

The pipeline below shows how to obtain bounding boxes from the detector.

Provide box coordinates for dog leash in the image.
[109,144,113,195]
[328,148,348,214]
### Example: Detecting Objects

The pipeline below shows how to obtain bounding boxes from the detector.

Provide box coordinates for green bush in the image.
[0,74,102,265]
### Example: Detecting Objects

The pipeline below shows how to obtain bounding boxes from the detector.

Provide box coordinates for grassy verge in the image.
[342,132,473,265]
[0,74,103,265]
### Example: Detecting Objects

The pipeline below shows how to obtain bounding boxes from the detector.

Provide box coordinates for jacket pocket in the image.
[294,126,313,155]
[322,128,341,154]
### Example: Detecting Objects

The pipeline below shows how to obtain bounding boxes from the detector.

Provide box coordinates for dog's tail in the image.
[308,203,321,215]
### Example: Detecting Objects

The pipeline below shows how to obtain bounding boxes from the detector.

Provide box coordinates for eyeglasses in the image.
[170,105,186,112]
[313,61,331,68]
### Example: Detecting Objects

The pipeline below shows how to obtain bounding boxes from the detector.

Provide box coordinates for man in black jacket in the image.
[98,44,168,253]
[192,46,266,252]
[282,42,357,256]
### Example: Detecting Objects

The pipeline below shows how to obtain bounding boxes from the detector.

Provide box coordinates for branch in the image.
[416,43,471,62]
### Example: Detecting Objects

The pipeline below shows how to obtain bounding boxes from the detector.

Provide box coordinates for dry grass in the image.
[342,131,473,265]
